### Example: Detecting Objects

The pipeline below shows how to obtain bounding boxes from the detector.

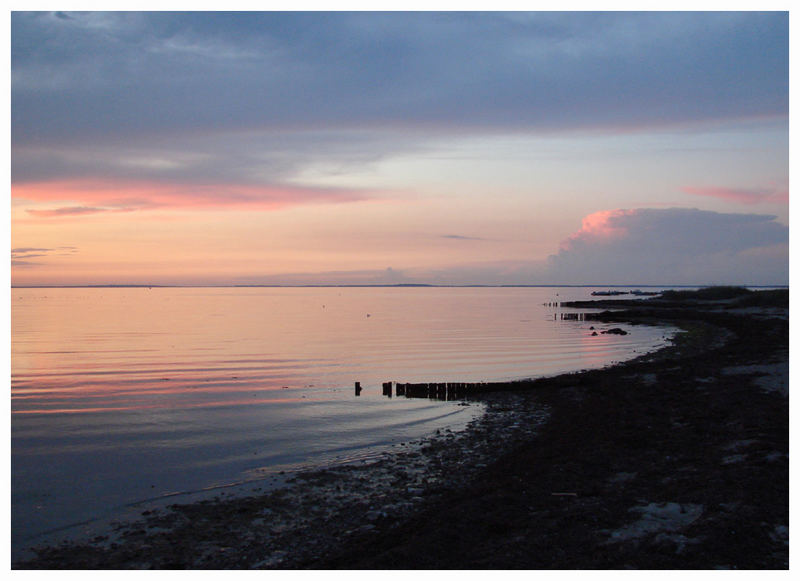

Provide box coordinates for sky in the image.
[9,10,790,286]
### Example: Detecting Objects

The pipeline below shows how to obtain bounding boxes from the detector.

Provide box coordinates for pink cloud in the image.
[558,209,634,251]
[681,185,788,205]
[12,178,369,217]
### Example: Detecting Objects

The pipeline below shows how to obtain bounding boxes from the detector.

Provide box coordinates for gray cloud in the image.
[26,206,118,217]
[10,128,423,188]
[11,247,53,254]
[12,12,788,148]
[11,253,48,259]
[546,208,788,285]
[11,245,79,266]
[441,234,486,241]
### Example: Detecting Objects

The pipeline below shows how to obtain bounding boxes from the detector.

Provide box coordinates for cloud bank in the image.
[12,12,788,143]
[11,11,789,203]
[547,208,788,285]
[228,208,788,287]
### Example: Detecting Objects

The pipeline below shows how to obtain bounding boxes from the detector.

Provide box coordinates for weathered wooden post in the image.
[354,381,362,396]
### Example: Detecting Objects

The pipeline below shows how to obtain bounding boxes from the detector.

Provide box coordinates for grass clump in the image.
[733,288,788,308]
[658,286,788,308]
[660,286,752,301]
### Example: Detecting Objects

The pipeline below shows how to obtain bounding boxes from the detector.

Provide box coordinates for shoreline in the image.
[13,288,789,569]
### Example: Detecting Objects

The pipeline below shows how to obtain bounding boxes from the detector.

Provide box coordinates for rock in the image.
[365,510,384,521]
[602,328,628,335]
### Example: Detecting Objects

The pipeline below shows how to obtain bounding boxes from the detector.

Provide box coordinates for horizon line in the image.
[9,284,788,289]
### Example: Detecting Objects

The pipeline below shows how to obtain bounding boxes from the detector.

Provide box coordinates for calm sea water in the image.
[11,286,674,552]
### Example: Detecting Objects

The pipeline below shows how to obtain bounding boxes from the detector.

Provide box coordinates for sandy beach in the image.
[14,287,789,569]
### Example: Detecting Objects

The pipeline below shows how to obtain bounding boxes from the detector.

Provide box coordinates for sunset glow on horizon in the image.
[11,11,789,287]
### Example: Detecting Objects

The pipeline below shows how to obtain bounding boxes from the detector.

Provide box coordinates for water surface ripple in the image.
[11,286,674,551]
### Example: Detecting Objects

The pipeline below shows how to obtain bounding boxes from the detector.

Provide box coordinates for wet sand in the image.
[14,288,789,569]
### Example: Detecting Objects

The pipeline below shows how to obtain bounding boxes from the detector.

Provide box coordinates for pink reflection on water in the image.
[12,287,671,415]
[12,397,306,415]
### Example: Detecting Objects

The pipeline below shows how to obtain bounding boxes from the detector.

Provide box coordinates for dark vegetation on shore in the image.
[14,287,789,569]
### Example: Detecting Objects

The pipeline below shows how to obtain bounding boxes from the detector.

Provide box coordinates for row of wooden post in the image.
[559,312,586,321]
[356,380,500,400]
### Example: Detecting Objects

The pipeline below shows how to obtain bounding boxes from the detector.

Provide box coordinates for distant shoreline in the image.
[10,284,788,289]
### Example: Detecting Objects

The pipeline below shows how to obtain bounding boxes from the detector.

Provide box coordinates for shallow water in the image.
[11,286,675,551]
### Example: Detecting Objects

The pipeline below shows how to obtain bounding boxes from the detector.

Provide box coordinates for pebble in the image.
[365,510,384,521]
